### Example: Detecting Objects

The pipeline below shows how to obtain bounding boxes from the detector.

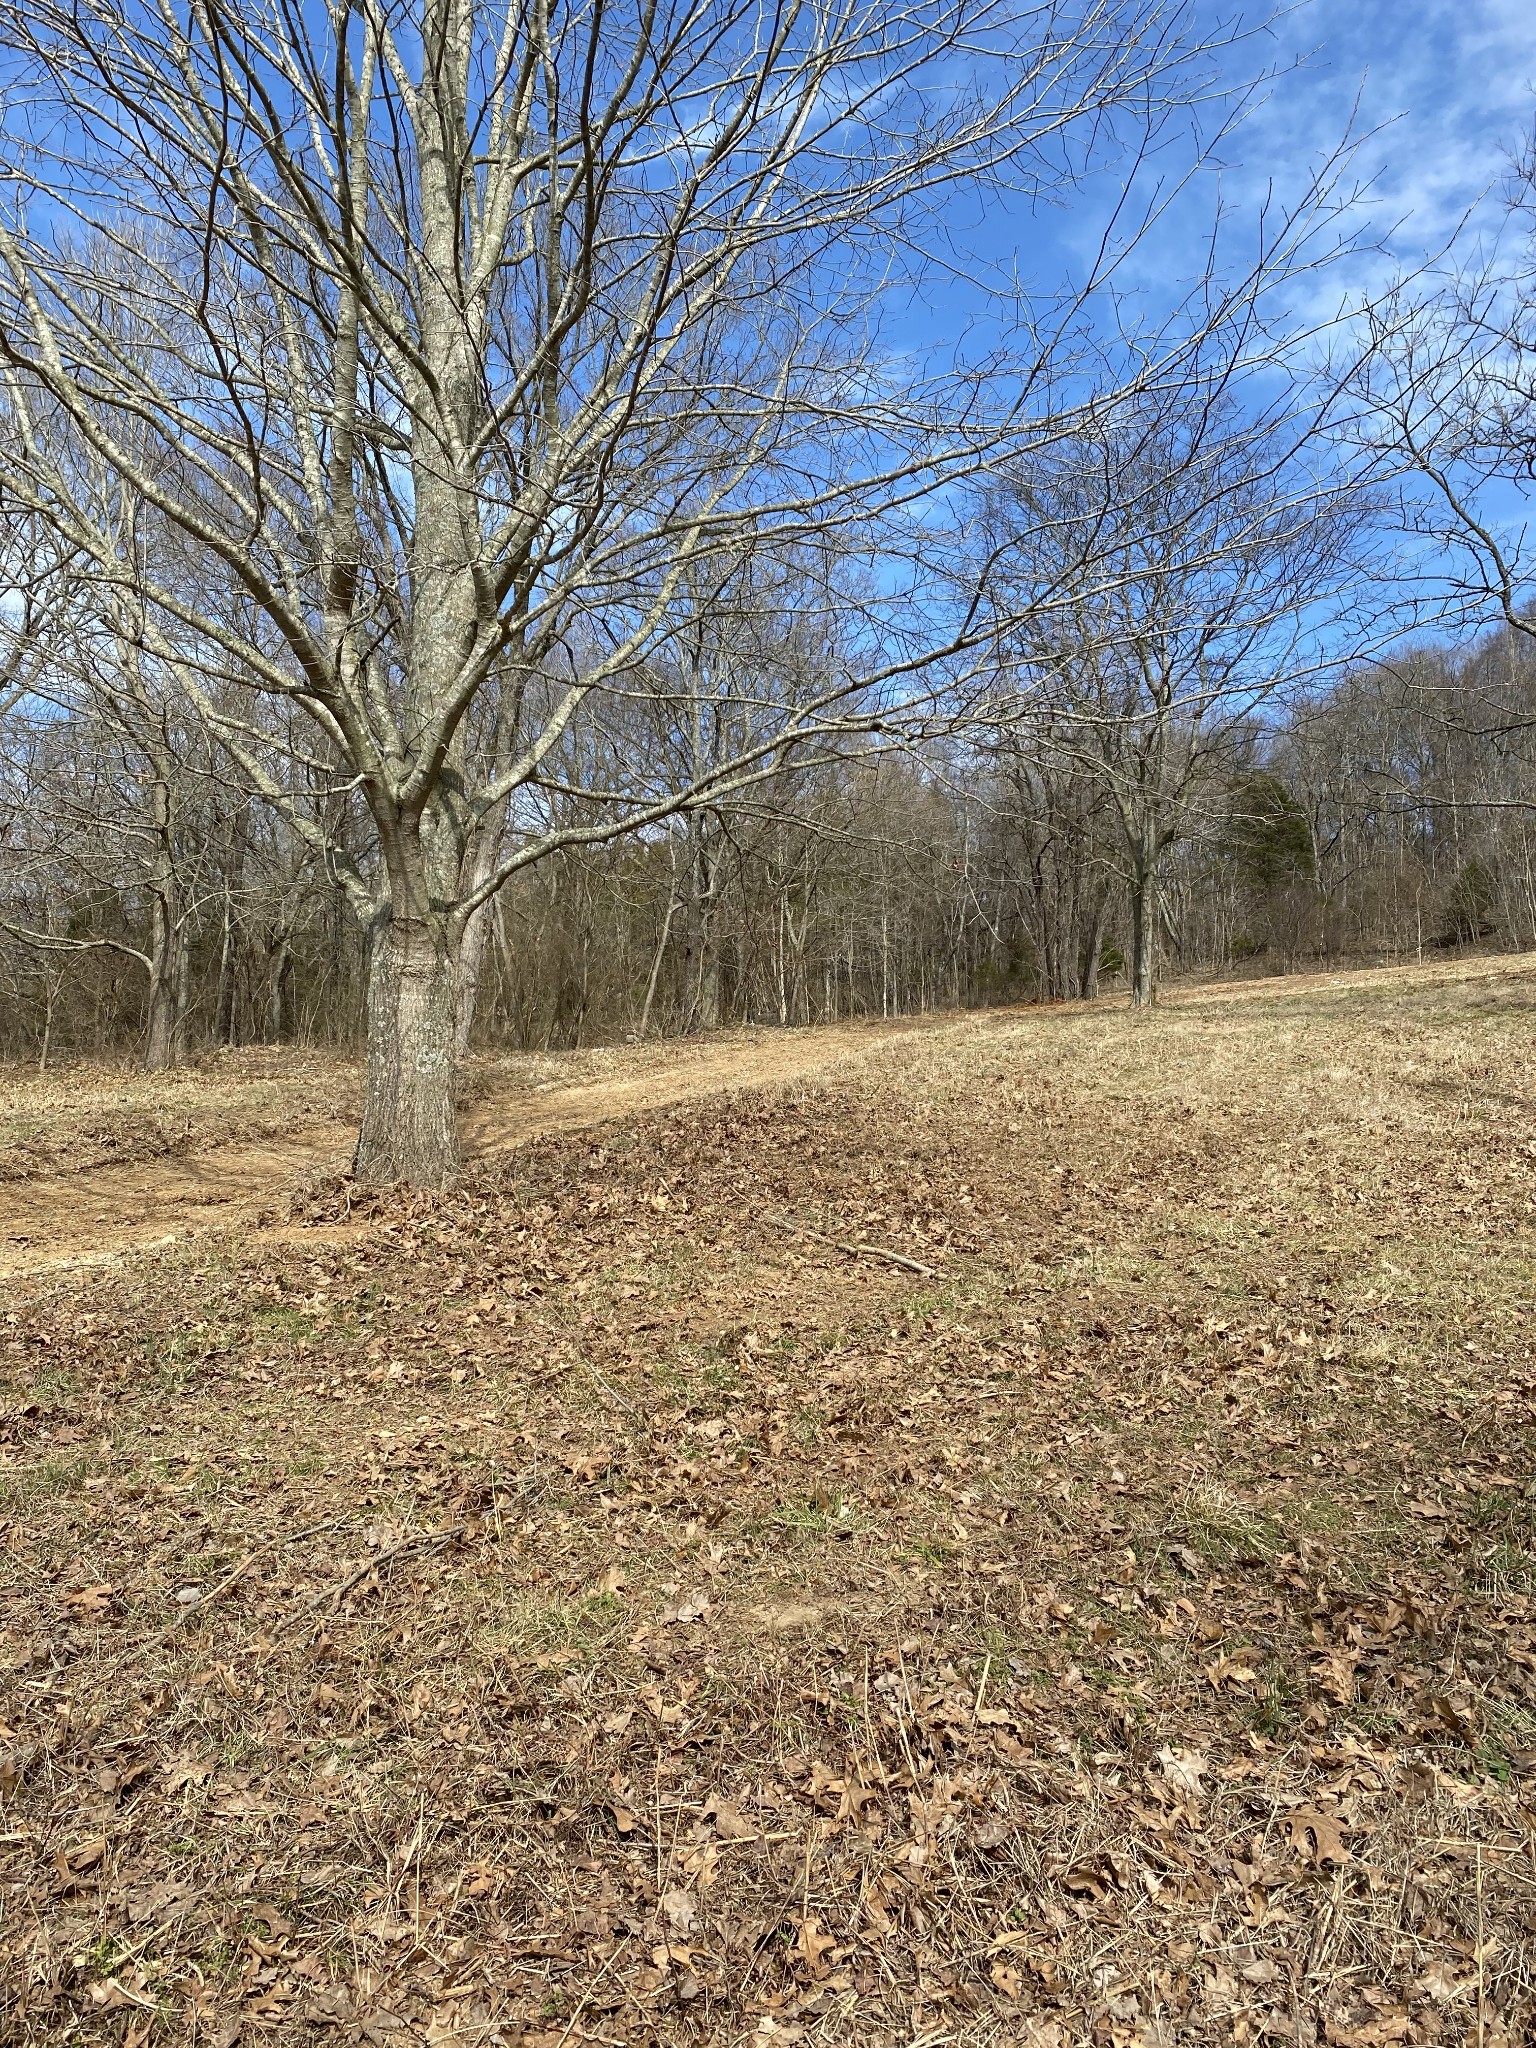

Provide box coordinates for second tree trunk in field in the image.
[1131,866,1157,1008]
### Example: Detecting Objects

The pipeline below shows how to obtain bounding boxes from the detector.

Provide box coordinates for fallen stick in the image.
[574,1353,644,1416]
[133,1519,345,1655]
[281,1525,465,1635]
[764,1213,938,1278]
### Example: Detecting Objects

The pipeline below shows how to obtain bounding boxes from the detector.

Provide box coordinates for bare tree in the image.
[985,386,1370,1004]
[1360,129,1536,651]
[0,0,1232,1180]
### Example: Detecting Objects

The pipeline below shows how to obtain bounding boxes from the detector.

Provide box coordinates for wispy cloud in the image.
[1236,0,1535,261]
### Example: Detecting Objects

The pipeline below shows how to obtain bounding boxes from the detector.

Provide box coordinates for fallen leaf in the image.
[1156,1745,1207,1802]
[661,1888,697,1937]
[707,1797,759,1840]
[60,1583,114,1616]
[1285,1807,1349,1866]
[795,1915,835,1979]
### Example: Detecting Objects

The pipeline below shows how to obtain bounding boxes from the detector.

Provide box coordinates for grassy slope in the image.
[3,962,1535,2045]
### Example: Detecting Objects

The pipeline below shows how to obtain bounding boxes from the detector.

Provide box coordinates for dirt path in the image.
[0,1014,953,1281]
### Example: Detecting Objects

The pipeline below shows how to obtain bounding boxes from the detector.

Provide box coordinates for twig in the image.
[280,1526,465,1635]
[1477,1844,1486,2048]
[573,1352,644,1416]
[764,1212,938,1278]
[133,1519,343,1654]
[552,1936,630,2048]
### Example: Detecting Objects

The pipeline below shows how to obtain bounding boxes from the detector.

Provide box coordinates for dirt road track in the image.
[0,1014,956,1282]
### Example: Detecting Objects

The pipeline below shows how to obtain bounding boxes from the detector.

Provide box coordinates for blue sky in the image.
[896,0,1536,386]
[1251,0,1535,265]
[1150,0,1536,315]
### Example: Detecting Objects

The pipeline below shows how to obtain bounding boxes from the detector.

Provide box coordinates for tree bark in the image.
[143,757,186,1071]
[1080,887,1108,1000]
[354,911,462,1187]
[639,873,681,1037]
[144,881,184,1071]
[681,813,721,1031]
[455,900,493,1057]
[455,807,509,1057]
[1130,864,1157,1008]
[266,934,294,1043]
[215,894,239,1046]
[216,808,247,1046]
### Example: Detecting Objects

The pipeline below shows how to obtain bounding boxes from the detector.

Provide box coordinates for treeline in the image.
[4,624,1533,1065]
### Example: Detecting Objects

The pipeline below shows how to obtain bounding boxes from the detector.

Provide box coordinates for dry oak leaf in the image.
[707,1796,759,1840]
[1204,1651,1261,1691]
[1325,2019,1410,2046]
[1285,1807,1350,1866]
[89,1975,156,2011]
[990,1958,1024,1999]
[1415,1960,1472,2004]
[681,1839,722,1888]
[661,1888,698,1937]
[59,1582,114,1616]
[1156,1746,1208,1802]
[1314,1646,1362,1702]
[424,2015,473,2044]
[794,1915,836,1979]
[1428,1695,1475,1741]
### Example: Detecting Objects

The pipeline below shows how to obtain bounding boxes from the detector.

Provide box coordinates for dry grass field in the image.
[3,958,1535,2046]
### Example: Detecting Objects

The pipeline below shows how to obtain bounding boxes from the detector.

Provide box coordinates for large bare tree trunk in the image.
[215,808,247,1046]
[455,814,508,1056]
[215,895,239,1046]
[142,755,187,1071]
[680,814,721,1030]
[355,909,462,1186]
[266,934,294,1042]
[143,880,187,1070]
[144,891,178,1071]
[639,872,681,1037]
[455,902,493,1058]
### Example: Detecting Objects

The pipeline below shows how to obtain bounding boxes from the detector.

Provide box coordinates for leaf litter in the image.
[3,969,1536,2044]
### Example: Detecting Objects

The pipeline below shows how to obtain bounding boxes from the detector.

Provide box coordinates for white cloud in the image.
[1237,0,1535,260]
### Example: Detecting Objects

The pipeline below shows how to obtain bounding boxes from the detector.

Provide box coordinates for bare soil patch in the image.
[3,960,1536,2045]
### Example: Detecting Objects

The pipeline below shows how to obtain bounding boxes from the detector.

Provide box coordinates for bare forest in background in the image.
[4,618,1534,1064]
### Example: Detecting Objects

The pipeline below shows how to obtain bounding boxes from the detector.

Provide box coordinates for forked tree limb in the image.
[280,1526,467,1635]
[129,1518,345,1657]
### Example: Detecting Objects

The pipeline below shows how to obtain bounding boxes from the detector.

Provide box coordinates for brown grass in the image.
[3,958,1536,2046]
[0,1049,359,1184]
